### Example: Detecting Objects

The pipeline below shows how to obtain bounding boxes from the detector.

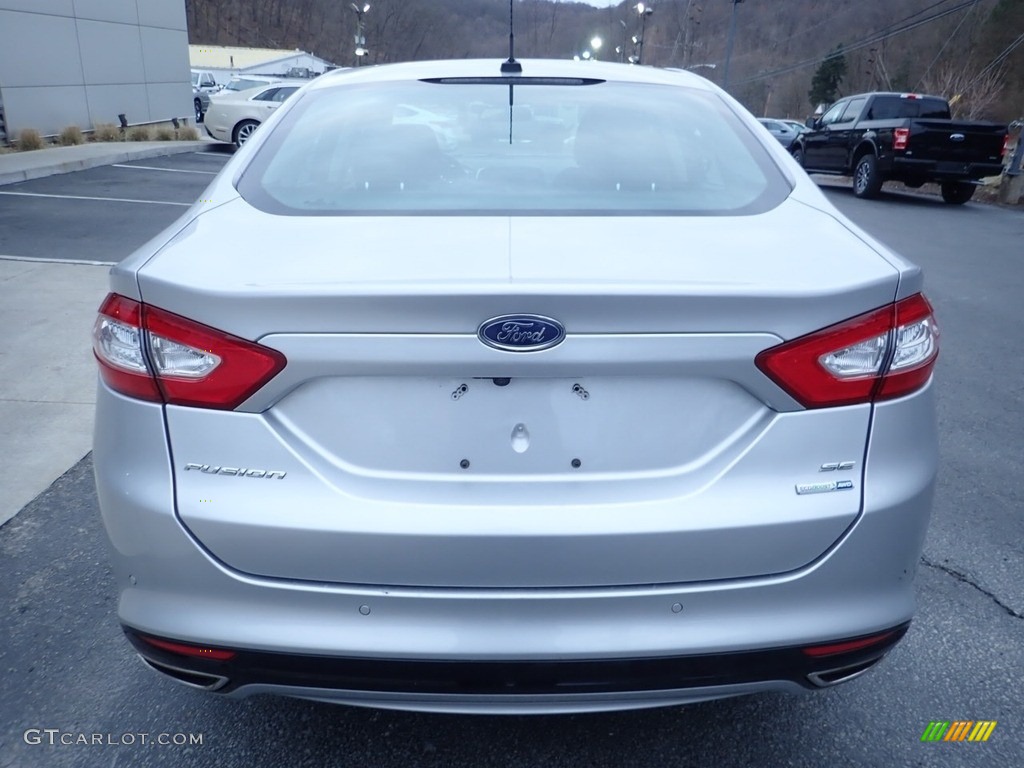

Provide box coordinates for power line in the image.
[732,0,981,86]
[723,0,959,69]
[914,0,980,90]
[969,31,1024,85]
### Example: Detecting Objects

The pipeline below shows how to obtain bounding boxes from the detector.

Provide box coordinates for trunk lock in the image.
[511,423,530,453]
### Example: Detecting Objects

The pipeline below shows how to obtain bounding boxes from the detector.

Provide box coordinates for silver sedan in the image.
[92,58,938,714]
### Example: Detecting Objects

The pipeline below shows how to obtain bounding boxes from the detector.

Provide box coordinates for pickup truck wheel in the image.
[792,146,805,167]
[940,182,975,205]
[853,154,883,199]
[194,98,203,124]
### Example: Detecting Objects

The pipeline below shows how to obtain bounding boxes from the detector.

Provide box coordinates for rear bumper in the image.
[94,380,936,712]
[204,121,230,143]
[884,156,1003,181]
[125,624,908,713]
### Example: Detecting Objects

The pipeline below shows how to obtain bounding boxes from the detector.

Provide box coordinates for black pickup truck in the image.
[792,92,1007,204]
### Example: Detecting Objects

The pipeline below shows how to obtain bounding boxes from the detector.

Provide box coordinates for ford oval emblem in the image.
[950,133,966,142]
[478,314,566,352]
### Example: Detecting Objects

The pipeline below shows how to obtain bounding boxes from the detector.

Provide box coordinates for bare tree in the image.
[921,60,1005,119]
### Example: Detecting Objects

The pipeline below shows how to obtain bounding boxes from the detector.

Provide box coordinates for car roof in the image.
[305,59,716,93]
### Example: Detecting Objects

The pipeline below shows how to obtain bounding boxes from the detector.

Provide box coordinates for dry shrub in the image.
[154,127,176,141]
[93,123,122,142]
[176,125,200,141]
[127,126,152,142]
[17,128,46,151]
[59,125,85,146]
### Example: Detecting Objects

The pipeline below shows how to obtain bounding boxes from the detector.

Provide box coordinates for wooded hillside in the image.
[185,0,1024,122]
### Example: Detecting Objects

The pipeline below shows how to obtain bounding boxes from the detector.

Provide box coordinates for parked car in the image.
[792,91,1008,203]
[203,82,303,147]
[394,102,461,148]
[757,117,801,150]
[93,59,939,714]
[192,86,211,124]
[191,69,220,93]
[779,119,810,135]
[191,69,220,124]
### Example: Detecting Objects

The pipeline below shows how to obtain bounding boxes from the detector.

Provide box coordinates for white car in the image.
[203,83,304,147]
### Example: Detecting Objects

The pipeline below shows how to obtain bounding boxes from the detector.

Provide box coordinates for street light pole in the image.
[350,3,370,66]
[635,3,654,65]
[723,0,743,90]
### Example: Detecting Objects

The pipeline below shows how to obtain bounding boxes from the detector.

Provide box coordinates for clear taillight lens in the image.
[148,335,221,379]
[819,335,888,379]
[891,316,938,371]
[93,315,148,375]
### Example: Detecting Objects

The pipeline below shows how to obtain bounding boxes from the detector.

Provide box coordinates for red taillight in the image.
[893,127,910,151]
[802,631,896,658]
[138,634,236,661]
[92,293,286,409]
[1003,133,1011,159]
[755,294,939,409]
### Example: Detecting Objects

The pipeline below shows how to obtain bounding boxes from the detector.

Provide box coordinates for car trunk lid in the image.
[141,197,899,588]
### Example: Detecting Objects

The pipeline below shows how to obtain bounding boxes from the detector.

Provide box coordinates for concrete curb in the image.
[0,141,217,186]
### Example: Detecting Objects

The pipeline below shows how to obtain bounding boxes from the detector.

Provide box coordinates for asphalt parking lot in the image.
[0,147,232,264]
[1,158,1022,768]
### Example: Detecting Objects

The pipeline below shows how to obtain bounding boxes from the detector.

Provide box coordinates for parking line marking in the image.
[0,191,190,206]
[112,164,219,175]
[0,254,115,266]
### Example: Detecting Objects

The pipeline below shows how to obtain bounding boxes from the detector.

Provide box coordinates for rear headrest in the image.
[348,124,447,190]
[572,107,675,189]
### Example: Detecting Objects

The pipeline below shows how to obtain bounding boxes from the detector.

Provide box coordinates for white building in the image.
[189,45,336,85]
[0,0,192,142]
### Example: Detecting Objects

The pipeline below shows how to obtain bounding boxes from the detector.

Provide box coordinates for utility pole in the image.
[1000,120,1024,205]
[722,0,744,90]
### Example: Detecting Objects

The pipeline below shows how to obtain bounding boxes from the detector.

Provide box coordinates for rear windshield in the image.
[226,78,273,92]
[237,80,790,216]
[866,96,951,120]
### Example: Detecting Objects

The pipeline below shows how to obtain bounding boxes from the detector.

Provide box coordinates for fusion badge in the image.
[478,315,566,352]
[184,463,286,479]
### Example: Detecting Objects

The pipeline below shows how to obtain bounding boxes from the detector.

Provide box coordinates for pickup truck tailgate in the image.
[908,119,1006,166]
